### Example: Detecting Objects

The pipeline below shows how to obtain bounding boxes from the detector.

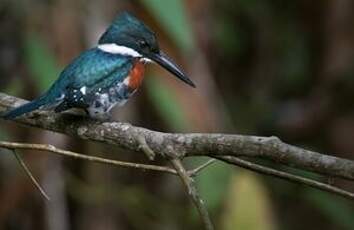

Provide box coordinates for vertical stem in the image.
[170,159,214,230]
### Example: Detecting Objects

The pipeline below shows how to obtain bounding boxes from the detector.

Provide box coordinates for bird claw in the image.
[89,112,112,122]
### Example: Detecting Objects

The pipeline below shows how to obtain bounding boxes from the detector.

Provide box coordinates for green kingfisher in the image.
[2,12,195,120]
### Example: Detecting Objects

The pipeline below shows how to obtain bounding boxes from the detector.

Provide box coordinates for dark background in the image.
[1,0,354,229]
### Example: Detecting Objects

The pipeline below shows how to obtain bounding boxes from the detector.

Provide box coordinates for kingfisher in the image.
[2,12,195,120]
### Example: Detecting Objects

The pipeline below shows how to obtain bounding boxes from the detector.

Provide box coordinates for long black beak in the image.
[146,51,196,88]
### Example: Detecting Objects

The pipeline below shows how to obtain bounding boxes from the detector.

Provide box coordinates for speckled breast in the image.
[87,59,145,119]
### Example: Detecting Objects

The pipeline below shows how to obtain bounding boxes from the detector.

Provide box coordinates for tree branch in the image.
[217,156,354,200]
[0,141,177,175]
[1,93,354,181]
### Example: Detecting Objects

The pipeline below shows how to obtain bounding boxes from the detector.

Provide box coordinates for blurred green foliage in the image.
[196,160,233,211]
[140,0,195,52]
[305,190,354,230]
[221,172,275,230]
[145,76,189,131]
[24,33,60,92]
[1,0,354,229]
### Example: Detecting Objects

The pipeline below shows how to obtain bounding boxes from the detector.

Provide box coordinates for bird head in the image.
[98,12,195,88]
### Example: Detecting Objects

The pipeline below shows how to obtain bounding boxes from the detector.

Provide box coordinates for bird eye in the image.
[139,40,148,47]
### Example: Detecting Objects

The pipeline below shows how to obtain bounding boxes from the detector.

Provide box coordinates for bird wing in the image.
[47,48,133,111]
[58,48,133,91]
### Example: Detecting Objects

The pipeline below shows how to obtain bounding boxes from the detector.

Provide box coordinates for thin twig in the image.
[12,150,50,201]
[217,156,354,200]
[188,159,216,177]
[170,159,214,230]
[0,141,176,175]
[137,135,156,160]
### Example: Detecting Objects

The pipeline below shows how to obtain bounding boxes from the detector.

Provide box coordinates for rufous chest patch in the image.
[126,60,145,90]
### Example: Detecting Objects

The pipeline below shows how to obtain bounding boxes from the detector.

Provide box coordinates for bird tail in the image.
[1,96,48,120]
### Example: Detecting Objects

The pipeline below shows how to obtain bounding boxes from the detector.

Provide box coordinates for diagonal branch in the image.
[217,156,354,200]
[2,92,354,186]
[1,93,354,181]
[12,150,50,201]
